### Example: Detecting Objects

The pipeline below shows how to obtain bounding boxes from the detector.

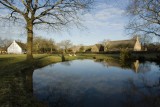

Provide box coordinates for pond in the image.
[33,59,160,107]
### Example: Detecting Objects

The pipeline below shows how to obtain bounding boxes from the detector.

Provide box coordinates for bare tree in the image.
[126,0,160,38]
[100,39,110,51]
[0,0,93,60]
[0,37,3,47]
[33,36,55,53]
[58,40,72,53]
[0,37,12,49]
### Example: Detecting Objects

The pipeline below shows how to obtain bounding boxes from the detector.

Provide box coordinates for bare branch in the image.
[0,0,93,60]
[126,0,160,37]
[0,0,24,15]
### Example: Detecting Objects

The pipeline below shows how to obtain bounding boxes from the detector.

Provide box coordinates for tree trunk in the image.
[51,46,53,54]
[26,20,33,61]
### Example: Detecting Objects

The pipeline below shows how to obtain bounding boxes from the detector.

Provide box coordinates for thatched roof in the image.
[107,39,136,49]
[94,44,104,49]
[91,44,104,52]
[84,45,92,51]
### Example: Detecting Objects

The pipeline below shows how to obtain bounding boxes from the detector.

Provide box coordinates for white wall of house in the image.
[134,37,141,51]
[7,41,22,54]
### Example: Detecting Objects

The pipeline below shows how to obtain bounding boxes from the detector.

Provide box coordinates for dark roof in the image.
[94,44,104,49]
[16,41,26,50]
[8,41,26,50]
[107,39,136,49]
[0,47,5,51]
[84,45,93,50]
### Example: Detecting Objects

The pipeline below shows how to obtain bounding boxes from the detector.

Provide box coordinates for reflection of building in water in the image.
[95,59,142,72]
[133,60,152,73]
[96,59,153,74]
[104,61,121,68]
[98,60,129,69]
[97,59,152,73]
[133,60,139,73]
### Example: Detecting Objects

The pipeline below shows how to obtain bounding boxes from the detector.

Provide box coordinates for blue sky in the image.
[39,0,130,45]
[0,0,131,45]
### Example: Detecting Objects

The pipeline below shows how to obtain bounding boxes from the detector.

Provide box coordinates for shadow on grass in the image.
[0,54,59,107]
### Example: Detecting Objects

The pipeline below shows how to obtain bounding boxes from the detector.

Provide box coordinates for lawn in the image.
[0,54,64,79]
[0,53,116,76]
[0,54,62,107]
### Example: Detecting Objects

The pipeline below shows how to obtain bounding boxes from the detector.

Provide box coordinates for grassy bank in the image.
[0,54,62,84]
[1,53,114,77]
[0,54,62,107]
[0,53,117,78]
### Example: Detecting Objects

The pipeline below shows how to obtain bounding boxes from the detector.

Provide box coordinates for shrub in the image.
[120,49,131,61]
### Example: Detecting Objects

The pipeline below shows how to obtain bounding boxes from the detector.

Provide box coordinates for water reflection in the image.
[133,60,139,73]
[123,76,160,107]
[61,61,71,66]
[32,60,160,107]
[95,59,153,73]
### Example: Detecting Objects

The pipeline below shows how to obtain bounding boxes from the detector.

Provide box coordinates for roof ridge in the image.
[15,41,26,50]
[108,39,136,42]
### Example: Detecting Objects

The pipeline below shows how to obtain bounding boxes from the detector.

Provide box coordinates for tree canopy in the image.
[126,0,160,37]
[0,0,93,60]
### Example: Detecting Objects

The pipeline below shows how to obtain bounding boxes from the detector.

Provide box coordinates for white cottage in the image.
[7,40,26,54]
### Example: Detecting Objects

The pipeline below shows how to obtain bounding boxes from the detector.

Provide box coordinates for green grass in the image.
[35,54,62,68]
[64,53,118,61]
[0,54,62,107]
[0,54,49,77]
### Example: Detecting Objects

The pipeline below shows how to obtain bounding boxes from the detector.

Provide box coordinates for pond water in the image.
[33,59,160,107]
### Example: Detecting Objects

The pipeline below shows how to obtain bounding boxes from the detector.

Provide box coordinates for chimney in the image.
[136,36,139,41]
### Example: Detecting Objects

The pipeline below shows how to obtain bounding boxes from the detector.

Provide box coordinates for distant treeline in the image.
[1,37,160,54]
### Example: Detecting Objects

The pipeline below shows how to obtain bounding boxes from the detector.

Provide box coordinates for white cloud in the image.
[82,3,125,29]
[94,7,124,21]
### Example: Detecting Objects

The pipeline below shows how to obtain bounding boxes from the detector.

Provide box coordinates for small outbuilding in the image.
[7,40,26,54]
[91,44,104,52]
[0,47,7,54]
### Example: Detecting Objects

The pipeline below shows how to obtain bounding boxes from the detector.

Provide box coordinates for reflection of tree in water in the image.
[138,62,151,73]
[48,64,54,67]
[95,59,139,72]
[61,61,71,66]
[155,62,160,71]
[123,76,160,107]
[95,58,154,74]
